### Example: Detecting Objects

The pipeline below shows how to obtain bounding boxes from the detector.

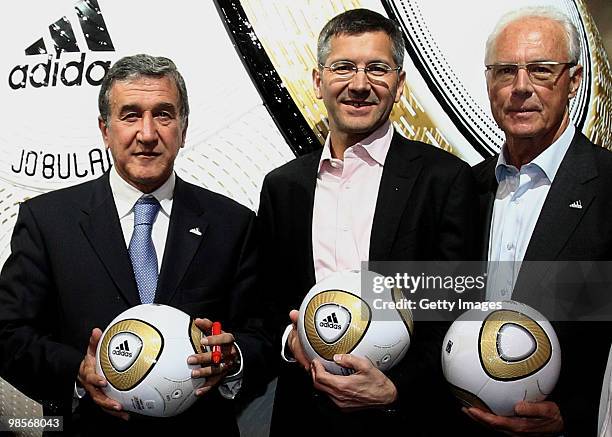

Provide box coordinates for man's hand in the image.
[464,401,564,436]
[287,309,311,370]
[310,354,397,410]
[188,318,238,397]
[77,328,129,421]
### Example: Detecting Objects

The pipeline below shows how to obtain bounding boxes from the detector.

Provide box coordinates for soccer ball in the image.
[95,304,207,417]
[441,300,561,416]
[297,270,413,375]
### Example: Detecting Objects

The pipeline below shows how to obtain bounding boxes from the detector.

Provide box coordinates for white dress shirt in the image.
[109,166,174,270]
[486,124,575,300]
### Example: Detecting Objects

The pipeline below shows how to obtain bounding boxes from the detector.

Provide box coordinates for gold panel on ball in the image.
[304,290,371,360]
[99,319,164,391]
[479,310,552,381]
[189,319,206,354]
[448,383,492,413]
[392,286,414,336]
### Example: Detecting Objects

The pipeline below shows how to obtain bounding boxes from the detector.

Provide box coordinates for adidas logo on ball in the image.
[319,312,342,330]
[299,270,413,375]
[112,340,133,358]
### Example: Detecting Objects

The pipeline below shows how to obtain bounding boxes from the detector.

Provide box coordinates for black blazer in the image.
[471,131,612,436]
[0,172,271,435]
[258,131,479,435]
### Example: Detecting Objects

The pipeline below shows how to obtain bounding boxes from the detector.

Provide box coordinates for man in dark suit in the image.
[258,9,478,435]
[466,6,612,436]
[0,54,270,435]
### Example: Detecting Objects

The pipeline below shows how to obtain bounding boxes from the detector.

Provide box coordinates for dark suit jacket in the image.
[0,172,271,435]
[258,131,479,435]
[470,131,612,436]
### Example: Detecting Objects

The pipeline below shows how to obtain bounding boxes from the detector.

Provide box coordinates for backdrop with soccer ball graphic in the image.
[0,0,610,432]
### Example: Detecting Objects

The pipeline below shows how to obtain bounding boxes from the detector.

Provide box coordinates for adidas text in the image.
[319,321,342,330]
[8,53,110,90]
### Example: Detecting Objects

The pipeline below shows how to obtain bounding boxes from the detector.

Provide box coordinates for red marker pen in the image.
[212,321,222,365]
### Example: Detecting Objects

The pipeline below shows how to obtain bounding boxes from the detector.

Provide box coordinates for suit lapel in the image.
[474,157,498,261]
[79,173,141,306]
[369,133,423,260]
[155,177,208,304]
[295,152,320,286]
[523,133,597,261]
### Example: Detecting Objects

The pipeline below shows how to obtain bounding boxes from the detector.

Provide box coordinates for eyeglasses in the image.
[485,61,575,86]
[318,61,401,80]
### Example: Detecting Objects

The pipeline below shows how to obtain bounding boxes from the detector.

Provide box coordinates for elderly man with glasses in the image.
[258,7,478,436]
[469,6,612,436]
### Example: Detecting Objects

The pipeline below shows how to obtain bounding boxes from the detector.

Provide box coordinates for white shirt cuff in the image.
[218,341,243,400]
[74,381,86,399]
[281,324,297,363]
[72,381,86,412]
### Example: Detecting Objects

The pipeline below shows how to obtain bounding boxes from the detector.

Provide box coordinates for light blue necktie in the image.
[129,196,161,304]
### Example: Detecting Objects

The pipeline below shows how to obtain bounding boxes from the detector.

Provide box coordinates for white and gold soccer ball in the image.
[297,270,413,375]
[95,304,207,417]
[441,300,561,416]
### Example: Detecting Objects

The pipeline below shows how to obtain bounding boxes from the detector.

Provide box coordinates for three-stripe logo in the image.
[116,340,130,352]
[112,339,133,358]
[9,0,115,89]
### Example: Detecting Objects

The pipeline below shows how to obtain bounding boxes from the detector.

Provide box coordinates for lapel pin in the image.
[189,227,202,236]
[569,200,582,209]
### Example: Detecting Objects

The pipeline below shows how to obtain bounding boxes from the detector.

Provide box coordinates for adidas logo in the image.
[8,0,114,90]
[319,312,342,330]
[112,340,132,357]
[569,200,582,209]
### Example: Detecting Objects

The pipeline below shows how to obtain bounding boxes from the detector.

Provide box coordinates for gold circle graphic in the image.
[304,290,371,360]
[99,319,164,391]
[479,310,552,381]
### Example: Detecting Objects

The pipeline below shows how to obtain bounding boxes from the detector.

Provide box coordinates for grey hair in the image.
[98,54,189,126]
[484,6,581,67]
[317,8,405,68]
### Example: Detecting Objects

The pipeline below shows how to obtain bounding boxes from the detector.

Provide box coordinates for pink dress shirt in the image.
[312,121,394,282]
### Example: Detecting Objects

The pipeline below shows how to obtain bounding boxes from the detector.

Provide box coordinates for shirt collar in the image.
[109,166,175,219]
[318,121,393,173]
[495,124,575,183]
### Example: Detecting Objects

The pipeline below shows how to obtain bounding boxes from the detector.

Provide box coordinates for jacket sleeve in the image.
[435,161,480,261]
[384,160,480,424]
[255,175,286,359]
[225,207,276,399]
[0,201,83,409]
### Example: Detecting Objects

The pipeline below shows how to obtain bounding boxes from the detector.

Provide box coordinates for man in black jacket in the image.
[468,6,612,435]
[0,54,271,435]
[259,8,478,435]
